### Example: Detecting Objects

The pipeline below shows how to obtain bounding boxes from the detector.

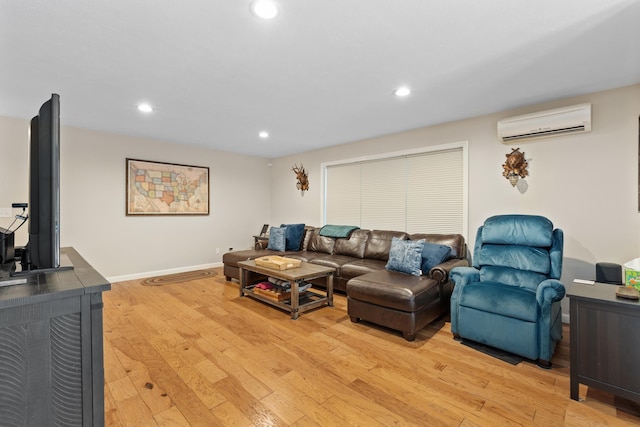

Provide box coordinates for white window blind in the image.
[324,163,361,226]
[406,148,464,233]
[324,146,465,234]
[361,157,406,230]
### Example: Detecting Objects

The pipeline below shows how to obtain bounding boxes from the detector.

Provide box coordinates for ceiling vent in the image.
[497,103,591,143]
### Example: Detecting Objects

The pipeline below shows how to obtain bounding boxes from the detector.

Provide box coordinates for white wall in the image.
[0,117,31,245]
[270,84,640,315]
[0,118,272,280]
[2,83,638,304]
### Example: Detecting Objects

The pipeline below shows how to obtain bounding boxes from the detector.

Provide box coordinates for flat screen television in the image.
[26,93,61,271]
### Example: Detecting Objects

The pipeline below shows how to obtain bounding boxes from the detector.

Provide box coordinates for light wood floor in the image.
[103,268,640,426]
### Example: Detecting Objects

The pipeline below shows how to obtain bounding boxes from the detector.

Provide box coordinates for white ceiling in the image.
[2,1,639,158]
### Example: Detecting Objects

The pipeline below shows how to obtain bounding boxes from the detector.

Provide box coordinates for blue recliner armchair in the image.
[450,215,565,368]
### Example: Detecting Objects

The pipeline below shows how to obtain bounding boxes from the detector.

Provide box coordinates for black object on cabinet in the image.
[595,262,623,285]
[0,247,110,426]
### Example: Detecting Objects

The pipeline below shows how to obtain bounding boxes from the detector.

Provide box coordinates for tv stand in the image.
[9,251,75,277]
[0,273,27,287]
[0,247,110,426]
[0,259,27,287]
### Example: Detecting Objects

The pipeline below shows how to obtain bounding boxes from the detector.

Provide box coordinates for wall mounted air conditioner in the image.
[497,103,591,143]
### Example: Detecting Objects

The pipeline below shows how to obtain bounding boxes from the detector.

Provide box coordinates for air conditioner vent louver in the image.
[501,125,587,142]
[498,103,591,143]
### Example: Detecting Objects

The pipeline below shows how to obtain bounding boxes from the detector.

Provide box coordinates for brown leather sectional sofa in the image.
[222,226,468,340]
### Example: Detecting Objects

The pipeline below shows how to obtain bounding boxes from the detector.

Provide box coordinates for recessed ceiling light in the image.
[137,103,153,113]
[259,131,269,139]
[250,0,279,19]
[394,86,411,97]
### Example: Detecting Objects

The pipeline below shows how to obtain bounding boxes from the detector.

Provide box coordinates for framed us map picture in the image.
[126,158,210,216]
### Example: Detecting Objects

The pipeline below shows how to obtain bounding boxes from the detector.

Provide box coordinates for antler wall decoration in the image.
[292,163,309,193]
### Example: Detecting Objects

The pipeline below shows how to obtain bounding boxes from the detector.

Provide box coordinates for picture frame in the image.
[126,158,209,216]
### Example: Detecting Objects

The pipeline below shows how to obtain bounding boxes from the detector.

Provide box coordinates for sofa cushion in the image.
[477,244,550,275]
[333,229,369,258]
[223,249,284,267]
[309,254,358,271]
[411,233,464,259]
[339,259,387,279]
[307,233,336,254]
[458,281,538,322]
[281,223,305,251]
[347,270,440,312]
[421,243,452,273]
[481,215,553,247]
[301,227,317,251]
[385,237,424,276]
[364,230,408,261]
[480,266,548,292]
[267,226,286,252]
[284,251,329,263]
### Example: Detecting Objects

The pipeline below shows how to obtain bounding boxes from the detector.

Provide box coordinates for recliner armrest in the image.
[449,266,480,287]
[429,258,470,283]
[449,266,480,336]
[536,279,565,305]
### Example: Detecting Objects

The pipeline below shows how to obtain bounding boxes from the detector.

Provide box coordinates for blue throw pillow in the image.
[385,237,425,276]
[267,226,286,252]
[421,243,452,272]
[281,223,305,251]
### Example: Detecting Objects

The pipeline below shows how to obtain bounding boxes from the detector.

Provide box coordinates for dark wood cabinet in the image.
[568,283,640,403]
[0,248,110,426]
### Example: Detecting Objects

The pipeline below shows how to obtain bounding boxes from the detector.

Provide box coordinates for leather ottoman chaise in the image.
[347,233,468,341]
[347,270,445,341]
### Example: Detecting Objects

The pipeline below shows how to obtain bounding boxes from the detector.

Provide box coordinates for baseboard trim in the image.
[107,262,223,283]
[562,312,570,324]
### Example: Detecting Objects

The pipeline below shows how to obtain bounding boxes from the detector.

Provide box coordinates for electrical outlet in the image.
[0,208,12,218]
[215,248,220,254]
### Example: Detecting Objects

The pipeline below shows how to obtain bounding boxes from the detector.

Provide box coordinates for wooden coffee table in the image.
[238,260,334,319]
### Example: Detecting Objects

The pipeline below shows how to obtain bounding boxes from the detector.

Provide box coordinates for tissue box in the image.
[623,258,640,290]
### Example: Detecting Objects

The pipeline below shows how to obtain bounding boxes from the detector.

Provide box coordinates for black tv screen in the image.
[28,94,61,270]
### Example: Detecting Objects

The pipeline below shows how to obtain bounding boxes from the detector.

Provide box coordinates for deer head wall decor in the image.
[292,163,309,193]
[502,147,529,187]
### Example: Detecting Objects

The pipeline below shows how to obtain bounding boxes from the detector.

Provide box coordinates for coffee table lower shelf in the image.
[238,260,334,320]
[243,287,329,317]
